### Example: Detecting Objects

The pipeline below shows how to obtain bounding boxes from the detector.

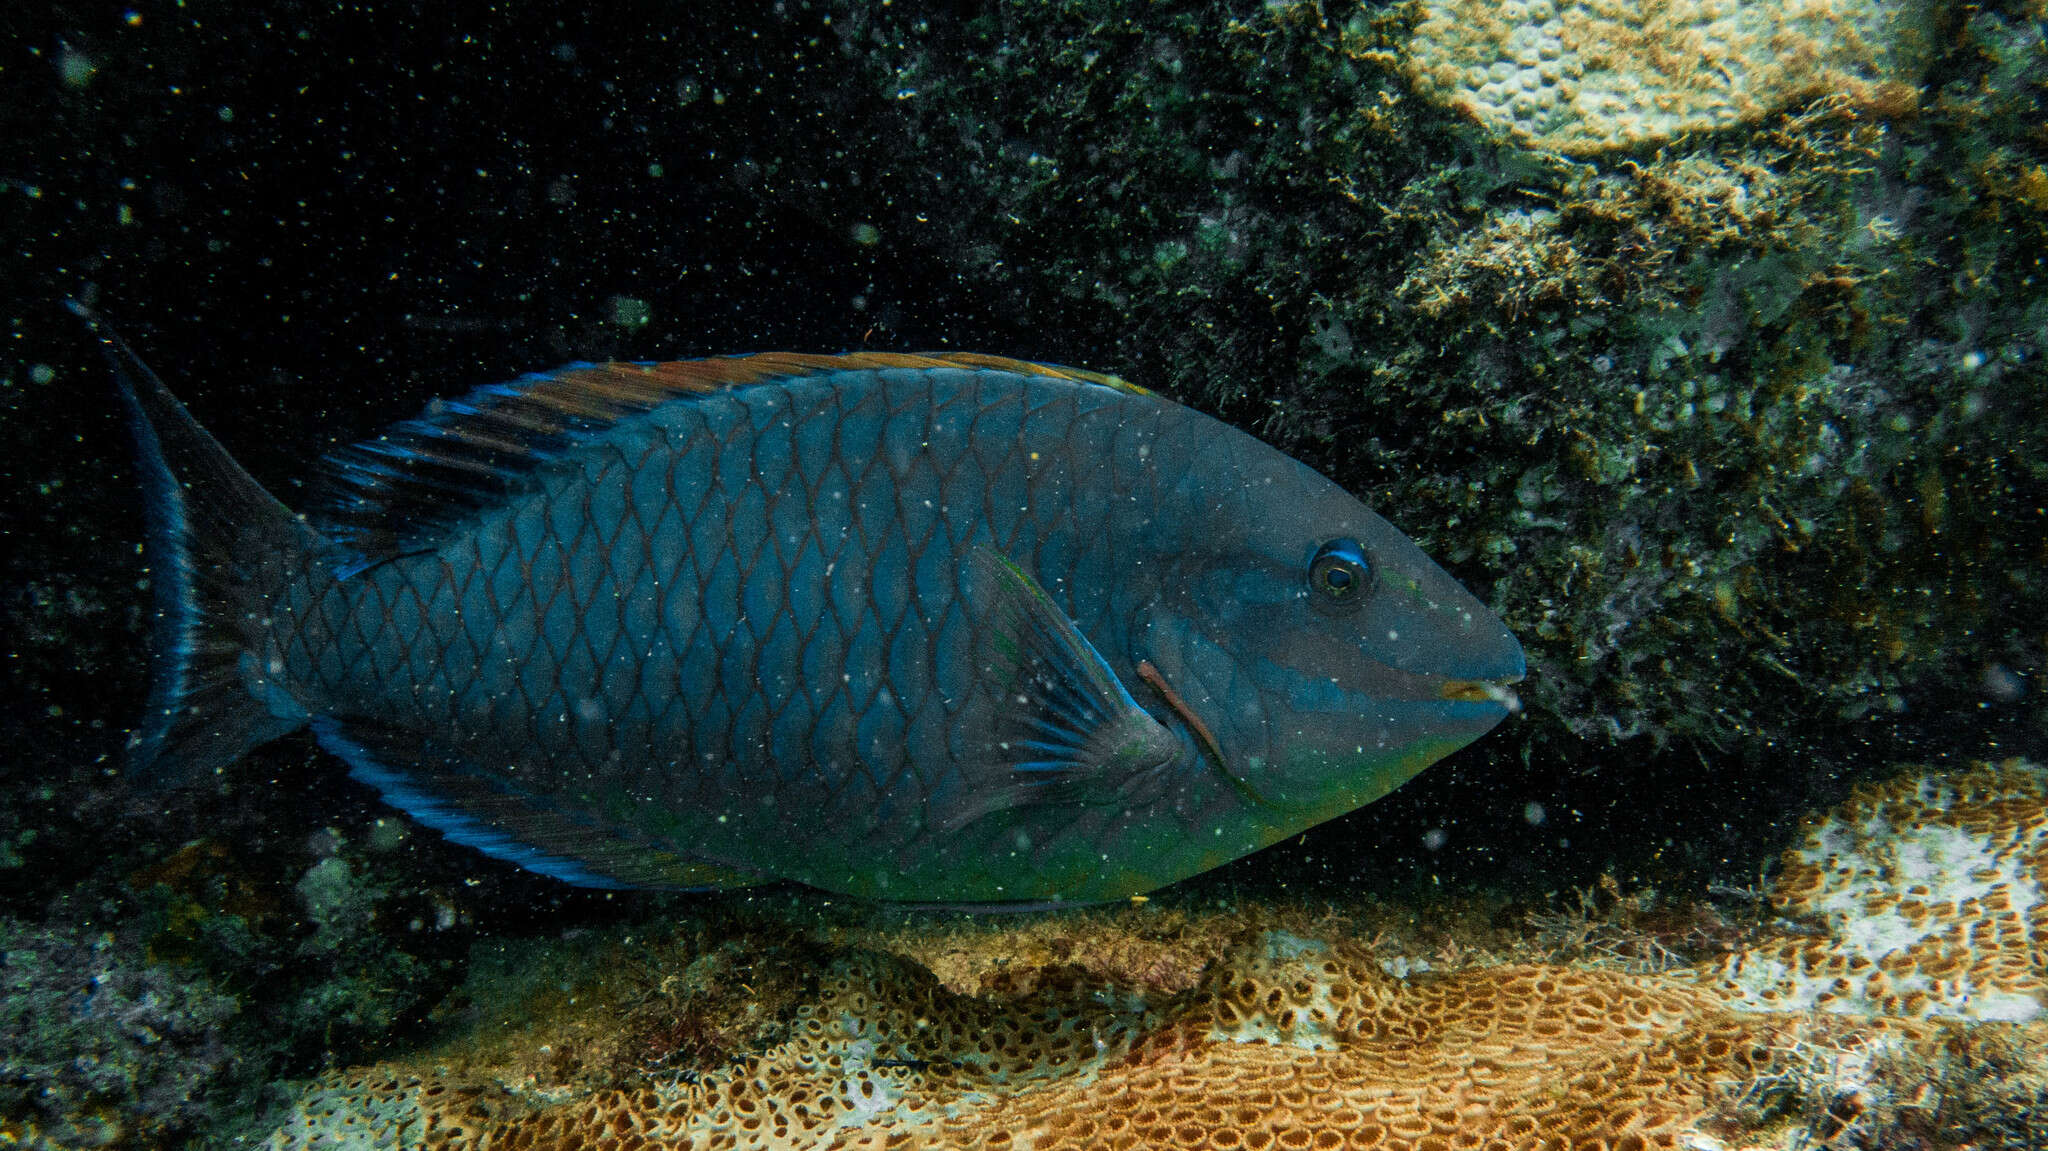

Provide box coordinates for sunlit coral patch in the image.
[1706,758,2048,1021]
[1401,0,1934,154]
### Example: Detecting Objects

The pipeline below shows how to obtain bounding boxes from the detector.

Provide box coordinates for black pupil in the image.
[1311,540,1368,603]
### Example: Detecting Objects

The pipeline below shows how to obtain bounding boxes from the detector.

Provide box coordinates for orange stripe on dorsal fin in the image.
[308,351,1143,573]
[618,351,1149,395]
[903,352,1153,396]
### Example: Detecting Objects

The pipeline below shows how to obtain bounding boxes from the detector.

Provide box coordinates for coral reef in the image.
[840,902,1265,999]
[8,1,2047,1145]
[261,760,2048,1151]
[131,823,474,1057]
[269,935,1781,1151]
[1404,0,1934,154]
[0,811,487,1146]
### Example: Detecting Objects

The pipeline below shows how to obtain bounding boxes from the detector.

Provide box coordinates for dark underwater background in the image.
[1,0,2044,1144]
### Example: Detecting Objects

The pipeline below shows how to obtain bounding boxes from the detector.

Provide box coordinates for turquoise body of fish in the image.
[91,318,1522,905]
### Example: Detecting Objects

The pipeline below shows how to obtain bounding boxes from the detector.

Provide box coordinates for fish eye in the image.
[1308,538,1373,609]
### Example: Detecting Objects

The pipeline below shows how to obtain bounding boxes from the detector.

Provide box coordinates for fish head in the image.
[1133,441,1524,827]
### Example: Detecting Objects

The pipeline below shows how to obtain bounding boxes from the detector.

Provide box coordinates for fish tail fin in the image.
[72,303,321,787]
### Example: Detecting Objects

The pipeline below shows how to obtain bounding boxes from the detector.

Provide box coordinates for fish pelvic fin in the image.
[75,304,323,788]
[933,548,1179,834]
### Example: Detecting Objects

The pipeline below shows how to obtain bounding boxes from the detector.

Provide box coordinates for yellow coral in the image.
[1402,0,1934,154]
[271,942,1782,1150]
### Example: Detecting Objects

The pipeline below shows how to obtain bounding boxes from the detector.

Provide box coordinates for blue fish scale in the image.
[276,365,1228,892]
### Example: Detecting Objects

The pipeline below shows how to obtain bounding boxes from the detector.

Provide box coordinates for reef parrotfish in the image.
[92,320,1523,905]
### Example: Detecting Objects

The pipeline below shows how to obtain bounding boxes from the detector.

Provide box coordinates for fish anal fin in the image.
[310,718,760,891]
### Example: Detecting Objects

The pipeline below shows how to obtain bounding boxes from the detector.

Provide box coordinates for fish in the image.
[84,311,1524,905]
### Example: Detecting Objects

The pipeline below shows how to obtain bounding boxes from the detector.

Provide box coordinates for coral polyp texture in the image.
[1402,0,1933,153]
[972,946,1773,1151]
[1706,758,2048,1021]
[265,762,2048,1150]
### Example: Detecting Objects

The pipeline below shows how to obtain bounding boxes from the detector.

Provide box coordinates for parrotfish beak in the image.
[1429,620,1527,740]
[1435,628,1527,713]
[1438,675,1523,713]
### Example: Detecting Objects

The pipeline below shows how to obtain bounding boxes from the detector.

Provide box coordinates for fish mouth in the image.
[1136,658,1277,808]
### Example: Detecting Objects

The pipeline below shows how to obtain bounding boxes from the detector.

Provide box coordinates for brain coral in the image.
[266,761,2048,1150]
[1402,0,1934,153]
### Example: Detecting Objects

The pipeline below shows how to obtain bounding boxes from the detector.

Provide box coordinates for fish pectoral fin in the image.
[940,548,1177,832]
[310,717,764,892]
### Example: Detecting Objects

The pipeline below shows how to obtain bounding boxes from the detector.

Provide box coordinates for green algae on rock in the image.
[758,0,2048,755]
[0,920,239,1148]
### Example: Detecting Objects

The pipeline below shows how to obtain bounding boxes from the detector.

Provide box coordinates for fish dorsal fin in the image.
[310,352,1146,573]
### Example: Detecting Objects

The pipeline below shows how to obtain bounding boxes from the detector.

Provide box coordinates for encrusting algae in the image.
[265,761,2048,1150]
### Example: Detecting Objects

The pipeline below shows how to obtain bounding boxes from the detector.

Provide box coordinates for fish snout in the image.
[1437,675,1522,715]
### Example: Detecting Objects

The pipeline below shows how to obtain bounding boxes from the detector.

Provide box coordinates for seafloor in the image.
[2,0,2045,1147]
[253,760,2048,1150]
